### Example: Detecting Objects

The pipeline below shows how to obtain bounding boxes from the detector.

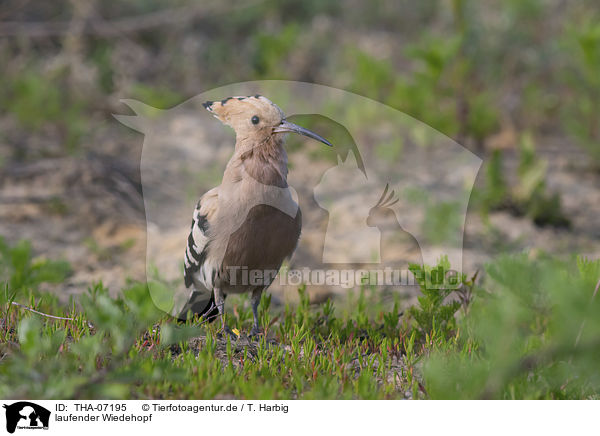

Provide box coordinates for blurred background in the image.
[0,0,598,300]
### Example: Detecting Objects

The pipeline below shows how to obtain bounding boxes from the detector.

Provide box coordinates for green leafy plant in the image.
[2,236,599,400]
[253,23,301,78]
[424,254,600,399]
[513,133,569,227]
[475,135,569,227]
[478,149,509,215]
[562,17,600,166]
[130,83,184,110]
[408,257,468,341]
[0,237,70,295]
[2,71,89,154]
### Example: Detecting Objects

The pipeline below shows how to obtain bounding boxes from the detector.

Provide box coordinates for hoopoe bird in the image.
[180,95,332,337]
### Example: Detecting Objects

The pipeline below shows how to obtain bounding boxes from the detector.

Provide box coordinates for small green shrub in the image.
[513,133,569,227]
[478,149,509,215]
[424,254,600,399]
[1,71,89,153]
[408,257,469,342]
[130,83,183,110]
[562,17,600,166]
[0,237,70,295]
[252,23,301,78]
[475,135,569,227]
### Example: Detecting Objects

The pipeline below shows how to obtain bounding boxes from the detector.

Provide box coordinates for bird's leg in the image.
[214,287,236,340]
[250,288,263,337]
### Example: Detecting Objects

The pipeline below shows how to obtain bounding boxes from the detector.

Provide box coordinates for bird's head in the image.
[203,95,332,148]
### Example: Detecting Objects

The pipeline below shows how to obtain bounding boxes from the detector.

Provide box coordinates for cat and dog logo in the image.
[2,402,50,433]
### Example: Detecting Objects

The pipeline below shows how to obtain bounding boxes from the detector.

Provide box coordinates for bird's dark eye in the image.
[251,115,260,125]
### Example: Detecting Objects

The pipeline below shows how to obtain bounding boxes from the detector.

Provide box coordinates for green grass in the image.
[1,238,599,399]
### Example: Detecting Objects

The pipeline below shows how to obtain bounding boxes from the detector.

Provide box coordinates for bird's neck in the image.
[234,135,289,188]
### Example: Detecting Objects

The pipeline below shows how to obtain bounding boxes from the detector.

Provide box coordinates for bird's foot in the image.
[219,325,239,341]
[249,326,263,338]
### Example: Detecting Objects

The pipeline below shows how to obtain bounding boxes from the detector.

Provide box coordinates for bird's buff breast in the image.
[204,175,300,292]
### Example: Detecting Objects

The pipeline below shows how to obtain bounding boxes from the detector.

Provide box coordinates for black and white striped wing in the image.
[184,201,210,288]
[179,189,218,321]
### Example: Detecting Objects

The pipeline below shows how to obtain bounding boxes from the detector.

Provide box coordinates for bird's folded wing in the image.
[179,188,219,320]
[183,187,218,289]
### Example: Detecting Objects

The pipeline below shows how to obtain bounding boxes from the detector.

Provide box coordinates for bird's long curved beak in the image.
[273,120,332,146]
